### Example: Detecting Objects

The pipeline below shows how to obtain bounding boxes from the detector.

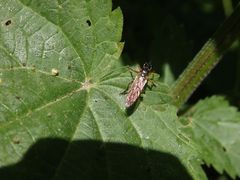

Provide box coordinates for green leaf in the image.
[0,0,206,179]
[180,96,240,178]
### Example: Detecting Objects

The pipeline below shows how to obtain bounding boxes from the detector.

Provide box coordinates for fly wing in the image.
[125,77,147,107]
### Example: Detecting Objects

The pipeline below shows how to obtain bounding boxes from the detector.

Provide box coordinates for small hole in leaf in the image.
[5,19,12,26]
[22,63,26,66]
[67,65,71,69]
[15,96,21,100]
[12,136,20,144]
[86,20,91,26]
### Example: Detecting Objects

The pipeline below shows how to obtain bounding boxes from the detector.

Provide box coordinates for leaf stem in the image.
[171,3,240,108]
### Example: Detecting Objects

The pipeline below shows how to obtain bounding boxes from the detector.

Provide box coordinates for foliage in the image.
[0,0,240,179]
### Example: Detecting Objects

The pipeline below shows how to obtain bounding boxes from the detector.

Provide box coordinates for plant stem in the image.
[171,3,240,108]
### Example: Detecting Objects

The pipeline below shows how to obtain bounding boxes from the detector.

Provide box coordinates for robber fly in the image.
[124,63,153,107]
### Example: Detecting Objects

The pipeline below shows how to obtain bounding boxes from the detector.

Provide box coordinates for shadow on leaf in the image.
[0,138,192,180]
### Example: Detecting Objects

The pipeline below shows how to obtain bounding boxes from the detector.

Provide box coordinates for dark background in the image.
[113,0,240,107]
[113,0,240,179]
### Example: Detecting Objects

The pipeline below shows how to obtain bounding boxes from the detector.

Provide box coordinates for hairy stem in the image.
[171,3,240,108]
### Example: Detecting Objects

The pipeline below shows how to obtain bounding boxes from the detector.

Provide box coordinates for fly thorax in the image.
[141,70,148,77]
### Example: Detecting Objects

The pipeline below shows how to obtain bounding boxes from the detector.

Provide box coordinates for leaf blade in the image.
[180,96,240,178]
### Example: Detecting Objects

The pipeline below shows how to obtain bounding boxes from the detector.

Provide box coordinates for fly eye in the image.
[143,63,152,71]
[143,63,149,69]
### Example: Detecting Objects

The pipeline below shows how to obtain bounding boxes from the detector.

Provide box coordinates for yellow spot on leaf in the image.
[51,68,59,76]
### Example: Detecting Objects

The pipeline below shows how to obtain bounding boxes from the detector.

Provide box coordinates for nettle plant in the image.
[0,0,240,179]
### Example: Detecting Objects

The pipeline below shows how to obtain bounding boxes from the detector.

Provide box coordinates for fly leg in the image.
[120,66,139,95]
[128,67,139,74]
[120,83,131,95]
[147,73,156,90]
[120,76,134,95]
